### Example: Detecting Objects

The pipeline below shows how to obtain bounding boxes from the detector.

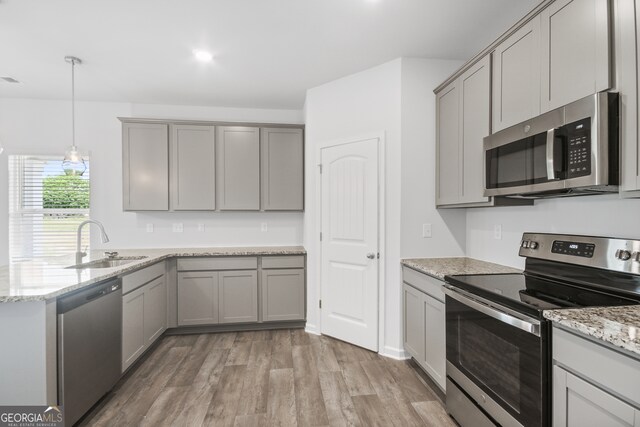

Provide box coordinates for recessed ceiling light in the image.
[193,49,213,63]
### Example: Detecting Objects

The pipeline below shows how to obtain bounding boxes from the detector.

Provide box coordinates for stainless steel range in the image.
[444,233,640,427]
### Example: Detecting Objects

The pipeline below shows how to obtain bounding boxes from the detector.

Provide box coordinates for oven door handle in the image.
[444,286,541,337]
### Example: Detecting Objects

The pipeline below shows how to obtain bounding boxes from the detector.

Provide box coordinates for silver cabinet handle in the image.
[366,253,376,259]
[444,285,541,337]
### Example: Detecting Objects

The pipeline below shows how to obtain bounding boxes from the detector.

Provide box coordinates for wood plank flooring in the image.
[80,329,455,427]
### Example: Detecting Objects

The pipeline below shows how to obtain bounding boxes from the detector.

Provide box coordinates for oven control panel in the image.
[552,240,595,258]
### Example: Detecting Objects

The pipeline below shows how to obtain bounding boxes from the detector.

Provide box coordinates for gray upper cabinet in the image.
[218,270,258,323]
[460,56,491,205]
[436,80,460,207]
[216,126,260,210]
[261,268,305,322]
[436,55,492,207]
[170,125,216,210]
[540,0,611,113]
[122,123,169,211]
[492,16,541,132]
[261,128,304,211]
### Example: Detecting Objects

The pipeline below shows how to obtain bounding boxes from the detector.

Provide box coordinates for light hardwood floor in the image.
[80,329,455,426]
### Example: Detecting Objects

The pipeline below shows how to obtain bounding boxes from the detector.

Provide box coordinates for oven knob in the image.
[616,249,632,261]
[521,241,530,248]
[632,251,640,262]
[529,242,539,250]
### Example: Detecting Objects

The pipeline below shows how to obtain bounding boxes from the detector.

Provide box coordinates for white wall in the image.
[466,194,640,268]
[0,98,304,266]
[400,58,466,259]
[303,57,468,358]
[304,59,403,357]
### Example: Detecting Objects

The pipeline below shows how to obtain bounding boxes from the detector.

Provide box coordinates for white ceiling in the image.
[0,0,538,109]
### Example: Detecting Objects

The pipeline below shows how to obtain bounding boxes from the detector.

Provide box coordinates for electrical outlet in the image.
[172,223,184,233]
[494,224,502,240]
[261,223,268,232]
[197,223,206,232]
[146,223,154,233]
[422,223,432,238]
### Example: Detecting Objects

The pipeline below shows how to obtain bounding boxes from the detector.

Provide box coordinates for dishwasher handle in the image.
[57,279,122,314]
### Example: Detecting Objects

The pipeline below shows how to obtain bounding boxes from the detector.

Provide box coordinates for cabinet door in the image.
[122,123,169,211]
[261,269,305,322]
[177,272,219,326]
[436,80,461,206]
[492,16,541,132]
[403,284,426,364]
[143,275,167,346]
[218,270,258,323]
[540,0,611,112]
[122,286,146,372]
[171,125,216,210]
[216,126,260,210]
[553,366,640,427]
[459,56,491,204]
[261,128,304,211]
[423,293,446,391]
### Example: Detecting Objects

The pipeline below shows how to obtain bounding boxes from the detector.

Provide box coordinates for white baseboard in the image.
[379,345,410,360]
[304,323,320,335]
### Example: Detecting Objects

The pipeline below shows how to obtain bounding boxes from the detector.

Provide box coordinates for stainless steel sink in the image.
[66,256,148,269]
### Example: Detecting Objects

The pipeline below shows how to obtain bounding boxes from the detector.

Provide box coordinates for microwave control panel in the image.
[566,118,591,178]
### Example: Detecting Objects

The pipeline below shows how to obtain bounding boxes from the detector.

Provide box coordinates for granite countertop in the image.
[401,257,521,280]
[0,246,306,303]
[544,306,640,357]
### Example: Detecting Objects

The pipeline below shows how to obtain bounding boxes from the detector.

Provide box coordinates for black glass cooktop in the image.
[445,273,640,319]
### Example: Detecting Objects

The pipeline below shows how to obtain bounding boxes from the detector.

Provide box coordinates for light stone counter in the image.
[401,257,521,281]
[544,305,640,357]
[0,246,306,302]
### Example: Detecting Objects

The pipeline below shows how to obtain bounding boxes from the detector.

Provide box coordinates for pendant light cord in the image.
[71,58,76,150]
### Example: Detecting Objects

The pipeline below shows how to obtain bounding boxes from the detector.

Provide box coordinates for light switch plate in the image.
[422,223,432,238]
[261,223,268,232]
[197,223,206,232]
[172,223,184,233]
[146,223,154,233]
[494,224,502,240]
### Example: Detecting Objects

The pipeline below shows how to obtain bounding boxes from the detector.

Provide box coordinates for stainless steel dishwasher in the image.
[57,278,122,426]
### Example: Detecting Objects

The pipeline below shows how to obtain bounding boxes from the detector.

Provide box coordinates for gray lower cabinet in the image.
[170,124,216,210]
[122,264,167,372]
[122,122,169,211]
[261,268,305,321]
[261,128,304,211]
[216,126,260,210]
[219,270,258,323]
[177,271,219,326]
[552,326,640,427]
[402,266,446,391]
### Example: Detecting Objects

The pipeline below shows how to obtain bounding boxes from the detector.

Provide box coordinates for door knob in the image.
[367,253,376,259]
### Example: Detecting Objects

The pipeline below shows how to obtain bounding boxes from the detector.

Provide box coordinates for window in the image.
[8,156,90,262]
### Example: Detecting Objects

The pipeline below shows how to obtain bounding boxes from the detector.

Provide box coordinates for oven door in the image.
[445,286,548,427]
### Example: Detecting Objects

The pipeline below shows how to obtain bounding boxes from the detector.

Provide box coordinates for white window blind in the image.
[8,156,90,262]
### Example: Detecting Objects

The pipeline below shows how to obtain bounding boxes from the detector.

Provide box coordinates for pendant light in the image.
[62,56,87,176]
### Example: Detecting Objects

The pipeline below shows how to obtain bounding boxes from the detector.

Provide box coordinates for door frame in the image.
[315,131,386,353]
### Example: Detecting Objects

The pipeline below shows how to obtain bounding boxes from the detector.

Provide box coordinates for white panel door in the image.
[321,138,379,351]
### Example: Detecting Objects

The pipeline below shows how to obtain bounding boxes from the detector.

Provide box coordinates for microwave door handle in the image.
[444,286,541,337]
[546,128,556,180]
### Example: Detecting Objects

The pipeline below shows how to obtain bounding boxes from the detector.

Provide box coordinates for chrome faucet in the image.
[76,220,110,264]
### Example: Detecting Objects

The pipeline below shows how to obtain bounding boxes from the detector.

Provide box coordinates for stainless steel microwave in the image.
[483,92,619,198]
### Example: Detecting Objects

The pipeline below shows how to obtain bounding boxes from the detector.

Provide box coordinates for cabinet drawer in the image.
[122,261,165,295]
[402,266,445,302]
[261,255,305,269]
[177,257,258,271]
[553,326,640,406]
